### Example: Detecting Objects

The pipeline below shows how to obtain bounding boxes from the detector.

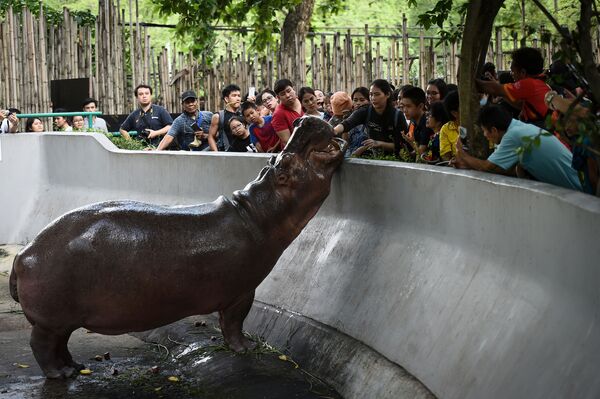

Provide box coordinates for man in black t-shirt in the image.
[207,84,242,151]
[120,84,173,146]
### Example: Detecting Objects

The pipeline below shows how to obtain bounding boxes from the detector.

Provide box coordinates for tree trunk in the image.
[280,0,315,82]
[459,0,505,159]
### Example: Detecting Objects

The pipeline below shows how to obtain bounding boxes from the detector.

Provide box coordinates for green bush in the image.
[106,135,153,151]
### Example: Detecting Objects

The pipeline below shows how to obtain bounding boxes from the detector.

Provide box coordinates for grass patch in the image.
[106,135,154,151]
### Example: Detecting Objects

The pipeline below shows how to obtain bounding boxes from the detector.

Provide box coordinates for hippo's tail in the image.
[9,255,19,303]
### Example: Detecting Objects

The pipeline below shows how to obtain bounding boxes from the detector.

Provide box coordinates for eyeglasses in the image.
[262,95,275,102]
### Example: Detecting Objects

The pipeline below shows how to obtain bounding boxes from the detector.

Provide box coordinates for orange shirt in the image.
[503,77,550,122]
[406,121,415,141]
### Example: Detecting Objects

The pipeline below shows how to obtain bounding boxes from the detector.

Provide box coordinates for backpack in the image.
[366,106,407,156]
[217,110,230,151]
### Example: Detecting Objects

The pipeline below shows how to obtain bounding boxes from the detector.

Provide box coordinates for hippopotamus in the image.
[9,116,346,379]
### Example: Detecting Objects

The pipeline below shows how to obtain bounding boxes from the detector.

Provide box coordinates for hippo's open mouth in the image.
[284,117,347,160]
[322,137,346,153]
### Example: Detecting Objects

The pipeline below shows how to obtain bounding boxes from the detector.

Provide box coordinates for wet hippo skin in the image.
[9,117,347,379]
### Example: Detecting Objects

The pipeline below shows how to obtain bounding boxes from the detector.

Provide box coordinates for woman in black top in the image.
[227,116,258,153]
[333,79,408,157]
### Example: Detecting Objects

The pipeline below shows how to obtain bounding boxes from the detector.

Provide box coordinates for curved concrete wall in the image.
[1,133,599,399]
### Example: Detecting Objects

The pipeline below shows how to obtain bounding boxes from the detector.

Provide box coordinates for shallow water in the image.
[0,316,342,399]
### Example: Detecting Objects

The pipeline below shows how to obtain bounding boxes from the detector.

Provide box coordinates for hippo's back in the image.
[11,198,264,332]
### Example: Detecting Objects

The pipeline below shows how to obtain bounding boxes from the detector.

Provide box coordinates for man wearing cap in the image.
[120,84,173,146]
[157,90,213,151]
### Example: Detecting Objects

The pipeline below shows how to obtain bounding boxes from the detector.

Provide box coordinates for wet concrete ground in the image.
[0,245,342,399]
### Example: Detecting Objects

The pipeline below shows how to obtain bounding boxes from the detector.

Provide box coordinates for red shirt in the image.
[503,77,550,122]
[271,102,303,134]
[249,116,282,152]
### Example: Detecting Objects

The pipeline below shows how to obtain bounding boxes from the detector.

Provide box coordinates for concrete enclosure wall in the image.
[1,133,599,399]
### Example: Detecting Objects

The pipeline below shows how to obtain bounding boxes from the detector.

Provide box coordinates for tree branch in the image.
[529,0,570,42]
[577,0,600,104]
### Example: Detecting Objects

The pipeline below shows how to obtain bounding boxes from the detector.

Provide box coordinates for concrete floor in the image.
[0,245,341,399]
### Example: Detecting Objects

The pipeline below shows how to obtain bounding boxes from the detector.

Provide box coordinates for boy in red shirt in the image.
[241,102,282,152]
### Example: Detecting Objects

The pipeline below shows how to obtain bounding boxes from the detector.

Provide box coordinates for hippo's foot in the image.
[30,325,77,379]
[67,360,86,371]
[219,290,256,353]
[226,335,258,353]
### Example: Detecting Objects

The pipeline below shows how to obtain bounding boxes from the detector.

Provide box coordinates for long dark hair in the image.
[370,79,394,107]
[351,86,369,100]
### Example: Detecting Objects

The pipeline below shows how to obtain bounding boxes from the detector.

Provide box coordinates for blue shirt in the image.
[488,119,582,191]
[167,111,213,151]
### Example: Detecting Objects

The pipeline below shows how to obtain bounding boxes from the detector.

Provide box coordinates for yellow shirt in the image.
[439,121,459,159]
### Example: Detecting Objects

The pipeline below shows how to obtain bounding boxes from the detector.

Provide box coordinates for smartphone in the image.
[249,87,256,98]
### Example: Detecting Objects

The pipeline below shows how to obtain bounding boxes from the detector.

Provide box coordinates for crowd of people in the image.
[0,46,597,195]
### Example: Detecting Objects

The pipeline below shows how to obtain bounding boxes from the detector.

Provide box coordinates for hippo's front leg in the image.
[218,290,257,352]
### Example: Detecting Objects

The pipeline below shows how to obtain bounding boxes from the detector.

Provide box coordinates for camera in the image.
[138,128,150,139]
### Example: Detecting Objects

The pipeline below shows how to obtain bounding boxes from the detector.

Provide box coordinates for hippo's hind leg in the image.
[30,325,79,378]
[219,290,257,353]
[56,330,85,376]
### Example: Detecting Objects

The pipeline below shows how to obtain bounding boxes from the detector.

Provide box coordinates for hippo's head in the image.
[274,116,346,180]
[234,117,346,241]
[267,117,346,205]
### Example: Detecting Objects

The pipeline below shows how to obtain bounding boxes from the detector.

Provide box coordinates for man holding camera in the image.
[156,90,212,151]
[0,108,20,134]
[119,84,172,146]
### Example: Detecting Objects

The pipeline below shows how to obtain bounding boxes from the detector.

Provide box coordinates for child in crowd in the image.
[226,116,257,153]
[399,86,433,158]
[439,90,460,161]
[424,101,450,163]
[241,101,281,153]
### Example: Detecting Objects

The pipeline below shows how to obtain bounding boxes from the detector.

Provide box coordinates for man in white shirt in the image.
[82,98,108,132]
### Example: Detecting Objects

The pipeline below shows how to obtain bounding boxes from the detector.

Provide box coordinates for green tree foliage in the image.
[151,0,343,56]
[0,0,95,26]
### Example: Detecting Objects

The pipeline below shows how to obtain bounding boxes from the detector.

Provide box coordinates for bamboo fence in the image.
[0,1,586,117]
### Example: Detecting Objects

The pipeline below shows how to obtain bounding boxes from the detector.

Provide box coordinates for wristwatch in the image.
[545,91,558,110]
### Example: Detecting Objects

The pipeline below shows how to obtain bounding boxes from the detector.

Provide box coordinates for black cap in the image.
[181,90,197,101]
